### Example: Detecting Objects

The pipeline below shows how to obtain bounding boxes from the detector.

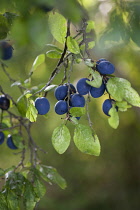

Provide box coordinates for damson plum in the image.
[0,132,5,145]
[96,61,115,75]
[90,82,106,98]
[55,100,68,115]
[70,94,85,107]
[0,41,13,60]
[0,95,10,110]
[102,99,118,116]
[35,97,50,115]
[55,85,68,100]
[76,78,91,95]
[7,135,17,150]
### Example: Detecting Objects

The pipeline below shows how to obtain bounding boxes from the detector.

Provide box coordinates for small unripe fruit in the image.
[54,85,68,100]
[7,135,17,150]
[0,132,5,145]
[0,41,13,60]
[70,94,85,107]
[35,97,50,115]
[76,78,91,95]
[97,61,115,75]
[55,100,68,115]
[0,95,10,110]
[90,82,106,98]
[102,99,117,116]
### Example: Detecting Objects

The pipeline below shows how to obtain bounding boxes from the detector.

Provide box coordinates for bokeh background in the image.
[0,0,140,209]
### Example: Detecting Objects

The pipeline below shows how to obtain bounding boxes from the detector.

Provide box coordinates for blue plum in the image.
[96,61,115,75]
[35,97,50,115]
[54,85,68,100]
[55,100,68,115]
[0,132,5,145]
[0,95,10,110]
[0,41,13,60]
[7,135,18,150]
[102,99,117,116]
[70,94,85,107]
[90,82,106,98]
[76,78,91,95]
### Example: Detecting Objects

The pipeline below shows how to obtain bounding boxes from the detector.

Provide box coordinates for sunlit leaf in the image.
[108,105,119,129]
[73,124,101,156]
[26,100,38,122]
[67,36,80,54]
[86,69,102,88]
[48,12,67,44]
[44,84,57,92]
[84,59,95,67]
[46,50,61,59]
[31,54,45,72]
[52,124,71,154]
[86,20,95,33]
[70,107,86,117]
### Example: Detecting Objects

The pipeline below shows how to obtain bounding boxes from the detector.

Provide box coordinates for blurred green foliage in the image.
[0,0,140,209]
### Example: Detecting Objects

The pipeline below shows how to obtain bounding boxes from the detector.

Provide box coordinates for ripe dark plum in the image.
[0,95,10,110]
[35,97,50,115]
[69,84,76,94]
[0,41,13,60]
[55,85,68,100]
[7,135,18,150]
[76,78,91,95]
[70,94,85,107]
[96,61,115,75]
[55,100,68,115]
[90,82,106,98]
[102,99,118,116]
[0,132,5,145]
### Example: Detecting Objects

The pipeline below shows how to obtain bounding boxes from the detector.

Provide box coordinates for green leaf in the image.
[0,193,8,209]
[48,12,67,44]
[0,168,5,177]
[88,41,95,49]
[17,96,27,117]
[12,134,24,149]
[42,165,67,189]
[67,36,80,54]
[0,14,9,39]
[33,178,46,199]
[70,107,86,117]
[116,101,132,112]
[44,84,57,92]
[7,190,20,210]
[108,105,119,129]
[124,87,140,107]
[73,124,100,156]
[107,77,140,106]
[23,181,37,210]
[36,166,51,183]
[86,69,102,88]
[46,44,63,52]
[84,59,95,67]
[26,100,38,122]
[52,124,71,154]
[31,54,45,72]
[46,50,61,59]
[86,20,95,33]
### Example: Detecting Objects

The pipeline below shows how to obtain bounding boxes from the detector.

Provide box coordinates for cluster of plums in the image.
[0,95,17,149]
[33,59,118,118]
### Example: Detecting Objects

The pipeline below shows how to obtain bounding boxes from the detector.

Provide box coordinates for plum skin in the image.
[35,97,50,115]
[54,85,68,100]
[76,78,91,95]
[55,100,68,115]
[96,58,106,65]
[7,135,18,150]
[102,99,117,116]
[97,61,115,75]
[70,94,85,107]
[0,95,10,110]
[0,132,5,145]
[0,41,13,60]
[90,82,106,98]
